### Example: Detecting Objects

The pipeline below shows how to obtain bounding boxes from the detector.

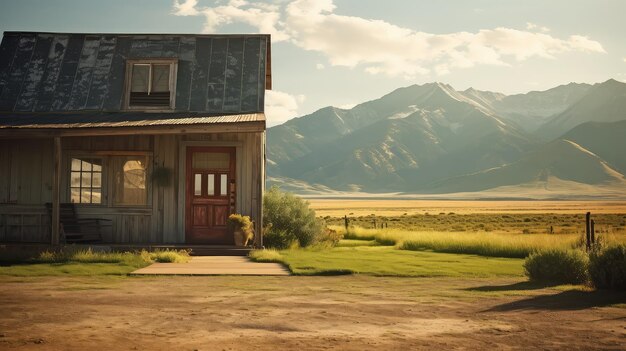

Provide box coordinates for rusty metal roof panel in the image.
[0,112,265,129]
[0,32,271,114]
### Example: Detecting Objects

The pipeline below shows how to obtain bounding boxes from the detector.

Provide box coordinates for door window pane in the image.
[192,152,230,169]
[220,174,228,196]
[112,156,148,205]
[194,174,202,196]
[207,174,215,196]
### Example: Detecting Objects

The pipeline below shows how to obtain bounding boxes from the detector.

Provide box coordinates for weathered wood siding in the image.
[0,132,265,244]
[0,139,53,242]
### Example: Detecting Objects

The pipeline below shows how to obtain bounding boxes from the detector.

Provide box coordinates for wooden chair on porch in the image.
[45,203,112,244]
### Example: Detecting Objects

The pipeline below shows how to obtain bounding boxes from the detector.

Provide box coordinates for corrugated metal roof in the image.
[0,112,265,129]
[0,32,270,114]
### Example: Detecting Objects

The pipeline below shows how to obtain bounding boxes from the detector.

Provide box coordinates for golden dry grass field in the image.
[309,200,626,237]
[308,199,626,216]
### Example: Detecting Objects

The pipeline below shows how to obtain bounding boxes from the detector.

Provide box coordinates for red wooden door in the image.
[185,147,236,244]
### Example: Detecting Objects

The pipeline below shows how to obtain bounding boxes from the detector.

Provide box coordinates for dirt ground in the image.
[1,276,625,350]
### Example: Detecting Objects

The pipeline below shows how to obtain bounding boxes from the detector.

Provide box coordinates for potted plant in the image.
[227,214,254,246]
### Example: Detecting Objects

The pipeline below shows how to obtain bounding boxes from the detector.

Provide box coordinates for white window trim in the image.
[123,59,178,111]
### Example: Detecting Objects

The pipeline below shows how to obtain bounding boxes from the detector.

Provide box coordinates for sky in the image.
[1,0,625,126]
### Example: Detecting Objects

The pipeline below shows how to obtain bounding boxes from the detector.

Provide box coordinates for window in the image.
[68,154,150,206]
[112,156,149,206]
[70,158,103,204]
[125,60,177,109]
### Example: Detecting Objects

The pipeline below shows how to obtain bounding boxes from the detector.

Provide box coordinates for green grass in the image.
[251,245,524,277]
[340,226,626,258]
[336,239,381,247]
[0,248,190,276]
[0,262,146,276]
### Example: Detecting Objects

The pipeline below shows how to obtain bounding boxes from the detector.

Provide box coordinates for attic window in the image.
[125,60,177,109]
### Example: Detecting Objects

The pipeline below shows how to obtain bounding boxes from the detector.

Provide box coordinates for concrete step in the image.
[189,248,251,256]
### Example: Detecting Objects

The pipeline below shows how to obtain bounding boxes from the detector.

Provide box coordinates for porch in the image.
[0,113,266,248]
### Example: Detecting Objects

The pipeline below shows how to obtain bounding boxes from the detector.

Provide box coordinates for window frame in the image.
[66,151,153,208]
[69,156,104,205]
[123,59,178,111]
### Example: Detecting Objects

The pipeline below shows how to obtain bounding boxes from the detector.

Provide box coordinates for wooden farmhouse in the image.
[0,32,270,248]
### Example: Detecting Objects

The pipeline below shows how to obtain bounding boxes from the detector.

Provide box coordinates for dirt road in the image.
[1,276,624,350]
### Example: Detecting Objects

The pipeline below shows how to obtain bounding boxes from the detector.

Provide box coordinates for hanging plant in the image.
[151,162,172,187]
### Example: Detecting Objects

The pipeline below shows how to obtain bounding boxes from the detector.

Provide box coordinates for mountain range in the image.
[266,79,626,199]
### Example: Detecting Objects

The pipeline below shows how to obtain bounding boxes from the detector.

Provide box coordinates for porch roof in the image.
[0,112,265,137]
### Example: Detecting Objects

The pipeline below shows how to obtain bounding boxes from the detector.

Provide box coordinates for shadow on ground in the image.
[486,289,626,312]
[464,281,549,292]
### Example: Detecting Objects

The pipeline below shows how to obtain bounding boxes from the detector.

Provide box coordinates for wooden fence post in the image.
[591,219,595,246]
[585,212,591,251]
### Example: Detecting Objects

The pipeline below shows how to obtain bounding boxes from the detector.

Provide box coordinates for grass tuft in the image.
[249,249,285,263]
[142,249,191,263]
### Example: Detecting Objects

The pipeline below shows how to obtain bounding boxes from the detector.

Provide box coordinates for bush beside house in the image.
[262,187,326,249]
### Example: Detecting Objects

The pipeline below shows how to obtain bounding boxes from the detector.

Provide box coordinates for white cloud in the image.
[316,63,325,70]
[173,0,606,78]
[265,90,305,125]
[567,35,606,53]
[172,0,199,15]
[526,22,550,32]
[173,0,289,41]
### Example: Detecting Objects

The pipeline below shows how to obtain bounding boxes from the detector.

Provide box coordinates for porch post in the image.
[258,131,265,248]
[51,136,61,246]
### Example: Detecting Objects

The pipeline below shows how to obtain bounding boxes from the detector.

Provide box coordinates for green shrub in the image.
[589,245,626,290]
[523,249,588,284]
[262,228,294,250]
[263,187,325,248]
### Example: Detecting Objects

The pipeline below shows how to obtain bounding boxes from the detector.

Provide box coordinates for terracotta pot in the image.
[233,229,245,246]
